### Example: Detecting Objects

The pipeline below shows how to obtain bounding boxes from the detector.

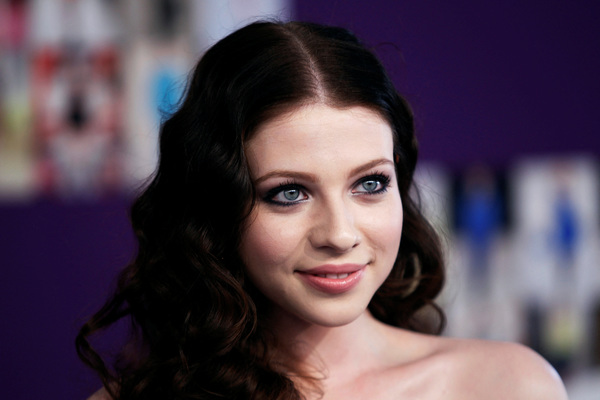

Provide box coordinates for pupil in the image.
[363,181,378,191]
[284,189,300,200]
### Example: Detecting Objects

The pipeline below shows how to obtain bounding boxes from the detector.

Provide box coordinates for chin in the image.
[297,303,370,328]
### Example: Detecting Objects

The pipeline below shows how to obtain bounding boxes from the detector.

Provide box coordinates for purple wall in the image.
[295,0,600,168]
[0,198,134,398]
[1,1,599,399]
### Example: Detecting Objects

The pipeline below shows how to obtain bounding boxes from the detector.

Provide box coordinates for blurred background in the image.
[0,0,598,398]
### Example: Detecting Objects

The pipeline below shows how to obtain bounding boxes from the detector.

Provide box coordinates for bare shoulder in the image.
[88,387,112,400]
[429,336,569,400]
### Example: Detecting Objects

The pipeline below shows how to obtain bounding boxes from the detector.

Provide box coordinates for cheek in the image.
[367,197,403,258]
[239,211,303,272]
[382,217,403,256]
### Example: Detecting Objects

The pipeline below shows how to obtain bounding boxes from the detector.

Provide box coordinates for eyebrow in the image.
[253,158,394,185]
[349,158,394,177]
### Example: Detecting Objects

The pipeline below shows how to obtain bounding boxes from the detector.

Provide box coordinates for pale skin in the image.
[90,104,568,399]
[241,104,568,399]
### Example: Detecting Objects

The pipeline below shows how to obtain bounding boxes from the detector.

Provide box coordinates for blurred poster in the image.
[32,44,123,198]
[0,0,34,200]
[30,0,124,198]
[512,157,600,373]
[122,0,193,186]
[192,0,293,49]
[1,0,295,199]
[124,0,293,186]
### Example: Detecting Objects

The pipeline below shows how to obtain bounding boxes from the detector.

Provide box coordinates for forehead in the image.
[244,104,395,175]
[255,102,387,130]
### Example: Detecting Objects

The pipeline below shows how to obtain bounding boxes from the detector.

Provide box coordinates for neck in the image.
[266,308,390,379]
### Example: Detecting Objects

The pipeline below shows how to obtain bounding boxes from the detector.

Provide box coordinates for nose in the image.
[309,198,361,253]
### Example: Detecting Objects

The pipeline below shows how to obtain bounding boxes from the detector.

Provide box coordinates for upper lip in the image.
[298,263,366,275]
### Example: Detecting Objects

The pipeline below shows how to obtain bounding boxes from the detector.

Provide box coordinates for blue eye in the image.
[264,183,308,206]
[361,180,380,192]
[353,174,391,194]
[282,188,300,201]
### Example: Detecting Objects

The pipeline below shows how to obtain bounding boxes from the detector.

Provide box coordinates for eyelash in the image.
[262,172,392,207]
[263,180,306,207]
[354,172,391,195]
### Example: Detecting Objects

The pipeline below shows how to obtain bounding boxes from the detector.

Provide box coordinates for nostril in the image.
[309,226,360,253]
[308,200,361,252]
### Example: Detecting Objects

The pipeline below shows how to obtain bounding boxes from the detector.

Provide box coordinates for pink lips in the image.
[296,264,366,294]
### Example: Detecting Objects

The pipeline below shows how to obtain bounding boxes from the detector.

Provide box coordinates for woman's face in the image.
[240,104,403,327]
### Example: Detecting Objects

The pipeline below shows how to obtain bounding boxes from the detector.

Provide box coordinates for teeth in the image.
[316,273,350,279]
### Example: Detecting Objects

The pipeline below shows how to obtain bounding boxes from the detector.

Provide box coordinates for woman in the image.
[78,21,568,399]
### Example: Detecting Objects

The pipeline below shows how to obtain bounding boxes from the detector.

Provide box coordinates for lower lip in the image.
[297,268,365,294]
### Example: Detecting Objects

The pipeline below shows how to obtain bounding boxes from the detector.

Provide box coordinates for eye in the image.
[360,180,380,192]
[352,173,391,195]
[263,183,308,206]
[280,188,301,201]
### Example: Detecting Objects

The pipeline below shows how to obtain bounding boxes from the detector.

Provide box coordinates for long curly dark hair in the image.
[76,20,445,399]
